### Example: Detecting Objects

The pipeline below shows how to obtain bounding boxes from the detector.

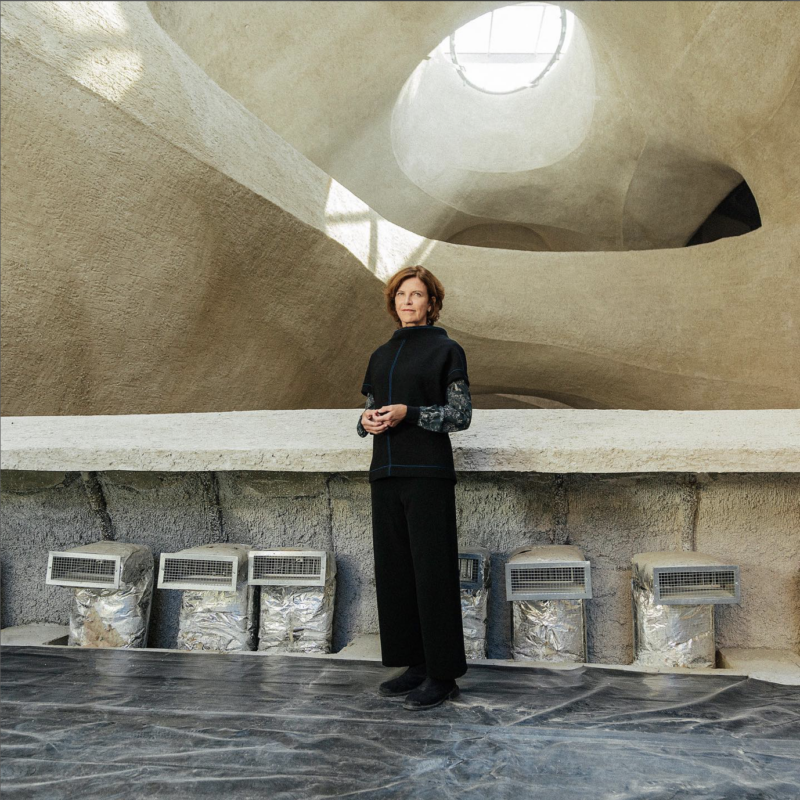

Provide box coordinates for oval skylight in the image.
[447,3,574,94]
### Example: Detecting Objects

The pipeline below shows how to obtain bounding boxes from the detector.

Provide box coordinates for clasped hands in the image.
[361,404,407,435]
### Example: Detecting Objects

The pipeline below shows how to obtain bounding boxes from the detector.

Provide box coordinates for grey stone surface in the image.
[0,472,107,632]
[3,409,800,472]
[1,470,798,661]
[454,473,560,661]
[96,472,230,649]
[695,473,800,652]
[0,623,69,646]
[568,474,687,664]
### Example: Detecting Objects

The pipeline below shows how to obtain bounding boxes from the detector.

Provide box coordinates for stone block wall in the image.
[2,470,798,662]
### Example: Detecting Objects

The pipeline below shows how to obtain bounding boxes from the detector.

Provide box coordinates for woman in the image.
[357,265,472,710]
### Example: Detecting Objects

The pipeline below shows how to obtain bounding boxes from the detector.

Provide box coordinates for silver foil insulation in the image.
[258,577,336,654]
[631,553,717,668]
[162,543,256,653]
[511,598,587,662]
[461,588,490,659]
[177,582,257,652]
[68,543,154,649]
[460,548,491,660]
[507,544,590,663]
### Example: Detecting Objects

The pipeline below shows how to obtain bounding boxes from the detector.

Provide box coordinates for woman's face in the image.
[395,277,432,327]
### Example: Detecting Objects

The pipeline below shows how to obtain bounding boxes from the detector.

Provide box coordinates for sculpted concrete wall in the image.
[1,1,799,415]
[2,469,798,661]
[0,2,391,415]
[149,1,800,251]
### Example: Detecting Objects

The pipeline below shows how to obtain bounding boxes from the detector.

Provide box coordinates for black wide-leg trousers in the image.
[370,477,467,680]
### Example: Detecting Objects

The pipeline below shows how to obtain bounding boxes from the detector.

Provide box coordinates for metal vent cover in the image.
[506,560,592,601]
[458,550,489,590]
[46,551,122,589]
[248,550,327,586]
[653,565,740,605]
[158,553,239,591]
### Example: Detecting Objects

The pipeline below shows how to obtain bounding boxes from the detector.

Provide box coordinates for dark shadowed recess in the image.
[686,180,762,246]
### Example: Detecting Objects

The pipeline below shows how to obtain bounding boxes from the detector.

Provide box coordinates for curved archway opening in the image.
[685,181,761,246]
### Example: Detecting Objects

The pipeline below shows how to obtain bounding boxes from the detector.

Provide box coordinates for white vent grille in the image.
[46,552,122,589]
[458,551,488,590]
[248,551,327,586]
[459,556,479,583]
[506,561,591,600]
[158,554,238,591]
[653,565,740,605]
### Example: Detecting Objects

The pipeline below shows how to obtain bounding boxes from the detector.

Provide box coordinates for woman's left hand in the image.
[374,404,407,428]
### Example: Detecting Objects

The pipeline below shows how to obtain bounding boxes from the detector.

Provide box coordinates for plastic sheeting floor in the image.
[2,646,799,799]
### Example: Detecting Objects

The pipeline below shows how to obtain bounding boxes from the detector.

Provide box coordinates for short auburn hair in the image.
[384,266,445,327]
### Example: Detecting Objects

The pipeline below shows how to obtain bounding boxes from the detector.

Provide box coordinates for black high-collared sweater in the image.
[360,324,470,481]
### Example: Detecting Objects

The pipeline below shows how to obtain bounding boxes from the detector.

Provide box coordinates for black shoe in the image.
[378,664,427,696]
[403,677,460,710]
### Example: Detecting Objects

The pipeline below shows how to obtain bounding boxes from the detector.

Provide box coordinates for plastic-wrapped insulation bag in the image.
[158,543,255,652]
[46,542,154,648]
[506,544,591,663]
[459,548,491,659]
[631,551,740,669]
[249,549,336,654]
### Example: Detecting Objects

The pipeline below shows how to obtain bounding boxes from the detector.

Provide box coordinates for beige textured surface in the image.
[2,409,799,473]
[718,648,800,685]
[1,2,799,416]
[696,475,800,655]
[508,544,587,563]
[632,550,734,577]
[149,1,800,250]
[0,623,70,646]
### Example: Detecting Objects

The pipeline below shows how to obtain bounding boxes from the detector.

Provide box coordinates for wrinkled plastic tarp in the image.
[2,646,799,800]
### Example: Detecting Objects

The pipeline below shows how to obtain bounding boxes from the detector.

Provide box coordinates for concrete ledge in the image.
[0,623,69,646]
[718,648,800,685]
[2,409,799,473]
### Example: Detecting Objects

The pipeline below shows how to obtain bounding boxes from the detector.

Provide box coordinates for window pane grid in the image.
[449,3,569,94]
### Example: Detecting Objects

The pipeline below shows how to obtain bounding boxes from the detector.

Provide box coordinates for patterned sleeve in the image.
[406,379,472,433]
[356,392,377,437]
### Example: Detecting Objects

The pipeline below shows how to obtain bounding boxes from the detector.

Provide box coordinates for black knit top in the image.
[358,325,471,482]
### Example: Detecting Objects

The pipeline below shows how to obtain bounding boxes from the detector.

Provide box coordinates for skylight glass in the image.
[445,3,573,94]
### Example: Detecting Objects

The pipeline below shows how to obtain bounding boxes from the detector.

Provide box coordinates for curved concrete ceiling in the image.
[148,1,798,251]
[1,1,798,417]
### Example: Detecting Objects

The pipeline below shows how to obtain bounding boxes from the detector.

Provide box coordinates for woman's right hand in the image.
[361,409,389,435]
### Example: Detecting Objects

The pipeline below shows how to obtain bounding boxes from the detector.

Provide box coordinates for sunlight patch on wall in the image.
[41,1,129,36]
[73,46,143,103]
[323,181,432,281]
